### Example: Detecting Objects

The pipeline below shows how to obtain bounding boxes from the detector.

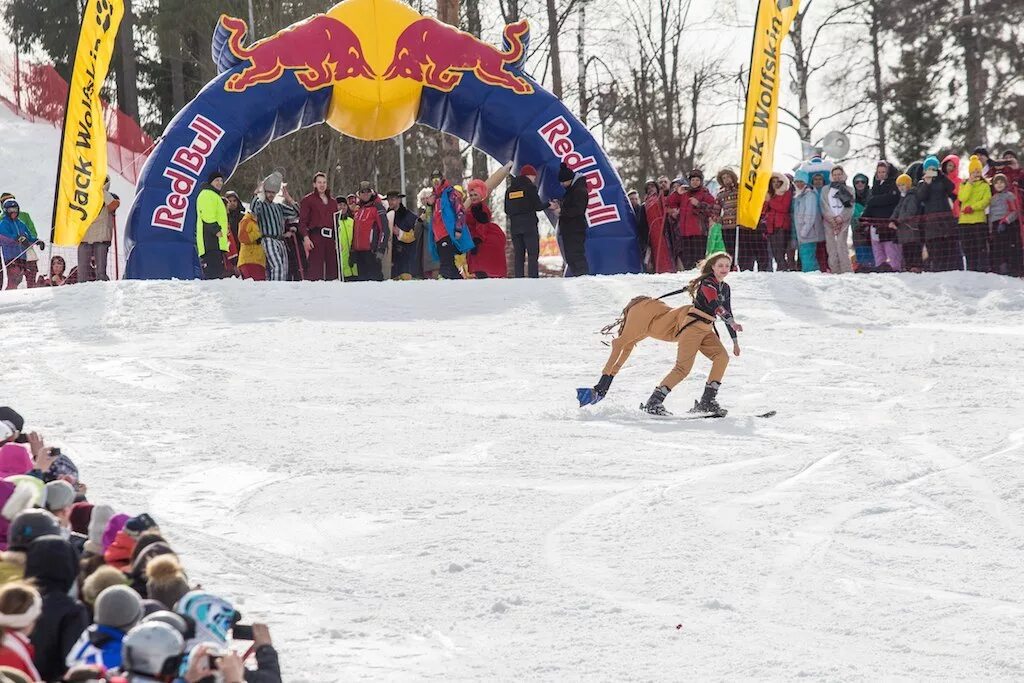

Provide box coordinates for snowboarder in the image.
[585,252,742,416]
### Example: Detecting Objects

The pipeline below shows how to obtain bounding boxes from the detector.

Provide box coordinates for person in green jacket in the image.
[957,155,992,271]
[335,199,358,280]
[196,172,229,279]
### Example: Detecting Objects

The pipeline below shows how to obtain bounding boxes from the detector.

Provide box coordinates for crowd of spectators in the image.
[0,406,281,683]
[632,147,1023,276]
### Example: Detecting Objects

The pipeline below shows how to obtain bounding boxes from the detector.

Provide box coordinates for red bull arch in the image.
[124,0,640,279]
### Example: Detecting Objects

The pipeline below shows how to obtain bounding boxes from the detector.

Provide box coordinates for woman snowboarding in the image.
[585,252,742,416]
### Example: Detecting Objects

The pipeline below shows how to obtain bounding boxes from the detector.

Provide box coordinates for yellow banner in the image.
[53,0,125,246]
[737,0,800,230]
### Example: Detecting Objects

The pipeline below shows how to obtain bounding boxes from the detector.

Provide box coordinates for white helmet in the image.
[121,621,185,678]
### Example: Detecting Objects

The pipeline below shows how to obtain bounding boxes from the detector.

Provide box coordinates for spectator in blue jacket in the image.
[0,200,43,290]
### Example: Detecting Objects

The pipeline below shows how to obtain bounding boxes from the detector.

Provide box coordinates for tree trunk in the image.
[959,0,985,145]
[546,0,563,99]
[465,0,489,179]
[577,0,587,124]
[438,0,465,181]
[115,0,140,122]
[868,0,887,159]
[787,9,812,142]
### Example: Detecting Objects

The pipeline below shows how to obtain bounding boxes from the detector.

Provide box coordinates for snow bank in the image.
[4,271,1024,681]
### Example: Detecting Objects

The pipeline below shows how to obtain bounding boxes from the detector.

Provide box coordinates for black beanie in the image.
[208,171,224,183]
[558,163,574,183]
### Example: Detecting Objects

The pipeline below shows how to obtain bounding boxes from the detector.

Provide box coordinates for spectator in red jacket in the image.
[642,181,673,273]
[298,173,341,281]
[762,172,794,271]
[668,170,716,270]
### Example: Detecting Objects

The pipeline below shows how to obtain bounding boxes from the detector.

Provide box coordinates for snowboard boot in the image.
[690,381,727,416]
[642,385,671,416]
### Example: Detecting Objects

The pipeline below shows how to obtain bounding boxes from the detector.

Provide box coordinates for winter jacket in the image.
[0,217,35,262]
[860,163,901,223]
[671,186,717,237]
[236,214,265,269]
[989,189,1019,227]
[891,191,922,244]
[65,623,126,670]
[504,175,545,235]
[195,185,229,257]
[103,529,136,571]
[429,182,475,253]
[299,192,339,236]
[792,186,825,244]
[244,644,283,683]
[558,175,590,237]
[24,535,89,682]
[81,191,119,244]
[957,179,991,226]
[820,182,854,228]
[760,173,792,235]
[915,174,958,241]
[0,629,41,680]
[715,169,740,231]
[466,202,507,278]
[942,154,962,217]
[353,198,388,253]
[337,214,358,278]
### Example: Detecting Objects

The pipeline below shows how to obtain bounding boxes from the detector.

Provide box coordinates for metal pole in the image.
[398,132,406,199]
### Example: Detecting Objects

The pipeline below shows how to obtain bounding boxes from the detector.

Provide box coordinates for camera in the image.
[232,623,254,640]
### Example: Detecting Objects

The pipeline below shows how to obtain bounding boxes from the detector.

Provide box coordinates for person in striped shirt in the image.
[250,173,299,281]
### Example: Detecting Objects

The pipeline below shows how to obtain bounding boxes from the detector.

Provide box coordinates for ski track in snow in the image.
[3,272,1024,681]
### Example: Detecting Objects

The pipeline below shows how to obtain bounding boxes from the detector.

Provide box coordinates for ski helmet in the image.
[175,590,237,645]
[141,610,190,638]
[120,621,185,677]
[7,508,61,551]
[2,199,18,214]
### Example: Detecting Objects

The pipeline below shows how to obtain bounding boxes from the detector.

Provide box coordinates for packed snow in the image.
[3,271,1024,680]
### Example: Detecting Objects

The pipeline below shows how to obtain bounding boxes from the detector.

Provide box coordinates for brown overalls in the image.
[601,297,728,389]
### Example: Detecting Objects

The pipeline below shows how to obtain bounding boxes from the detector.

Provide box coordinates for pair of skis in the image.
[575,387,775,420]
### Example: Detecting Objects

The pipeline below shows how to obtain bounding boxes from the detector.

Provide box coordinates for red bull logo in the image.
[382,18,533,94]
[220,14,374,92]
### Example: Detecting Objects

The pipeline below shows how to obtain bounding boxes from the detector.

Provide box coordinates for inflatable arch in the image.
[124,0,640,279]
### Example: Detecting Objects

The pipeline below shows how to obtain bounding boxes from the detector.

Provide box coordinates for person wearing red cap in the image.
[504,164,546,278]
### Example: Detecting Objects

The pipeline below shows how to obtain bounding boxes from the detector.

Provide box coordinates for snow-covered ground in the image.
[3,272,1024,680]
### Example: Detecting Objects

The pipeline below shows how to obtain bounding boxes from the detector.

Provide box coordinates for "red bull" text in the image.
[152,115,224,232]
[383,18,533,94]
[539,116,620,227]
[220,14,374,93]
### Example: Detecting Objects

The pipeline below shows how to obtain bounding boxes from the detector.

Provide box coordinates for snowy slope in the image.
[0,105,136,274]
[3,272,1024,681]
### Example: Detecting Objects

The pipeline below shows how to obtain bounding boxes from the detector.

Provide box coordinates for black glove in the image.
[35,240,45,250]
[348,252,356,268]
[594,374,614,397]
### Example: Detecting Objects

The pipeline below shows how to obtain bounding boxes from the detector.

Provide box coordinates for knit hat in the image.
[557,163,574,183]
[87,504,115,553]
[923,156,940,172]
[103,513,130,551]
[0,445,32,479]
[0,409,23,434]
[793,170,810,185]
[853,173,869,184]
[262,172,283,194]
[972,146,988,157]
[968,155,983,175]
[467,179,489,201]
[146,555,191,610]
[993,173,1008,187]
[176,590,238,645]
[687,169,704,181]
[69,502,93,536]
[207,171,224,184]
[896,174,913,188]
[82,564,128,605]
[6,509,59,550]
[94,584,144,631]
[43,480,75,512]
[519,164,537,177]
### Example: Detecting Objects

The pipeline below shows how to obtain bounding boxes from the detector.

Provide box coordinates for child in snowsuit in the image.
[589,252,742,416]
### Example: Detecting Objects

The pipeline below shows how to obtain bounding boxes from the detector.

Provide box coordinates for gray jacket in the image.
[989,189,1018,225]
[819,183,854,227]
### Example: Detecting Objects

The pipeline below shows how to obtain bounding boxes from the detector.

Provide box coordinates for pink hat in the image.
[0,443,33,479]
[467,179,489,202]
[103,513,130,551]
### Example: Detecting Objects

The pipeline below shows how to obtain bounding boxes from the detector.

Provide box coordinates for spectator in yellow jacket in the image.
[195,173,229,279]
[957,155,992,271]
[236,213,266,281]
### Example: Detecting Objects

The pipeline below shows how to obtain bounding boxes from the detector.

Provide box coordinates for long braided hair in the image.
[687,252,732,298]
